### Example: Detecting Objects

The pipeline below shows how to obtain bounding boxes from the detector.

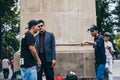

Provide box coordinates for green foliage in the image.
[96,0,114,35]
[112,0,120,32]
[115,34,120,54]
[96,0,120,55]
[0,0,20,58]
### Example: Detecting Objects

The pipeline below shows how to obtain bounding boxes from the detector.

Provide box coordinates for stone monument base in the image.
[55,44,96,78]
[13,50,20,72]
[14,45,96,79]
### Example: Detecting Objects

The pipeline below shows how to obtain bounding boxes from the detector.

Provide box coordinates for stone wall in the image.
[20,0,96,44]
[14,45,96,78]
[14,0,97,78]
[55,45,96,78]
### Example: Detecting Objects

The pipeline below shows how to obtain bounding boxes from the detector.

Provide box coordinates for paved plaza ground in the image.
[0,60,120,80]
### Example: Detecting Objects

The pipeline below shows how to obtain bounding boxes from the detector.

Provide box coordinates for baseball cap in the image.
[104,32,111,36]
[88,25,98,31]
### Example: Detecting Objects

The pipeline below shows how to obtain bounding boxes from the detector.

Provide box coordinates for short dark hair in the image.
[28,20,38,29]
[4,56,7,58]
[37,20,45,24]
[88,25,98,31]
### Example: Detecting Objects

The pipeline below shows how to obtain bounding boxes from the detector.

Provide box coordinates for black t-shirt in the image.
[93,35,106,65]
[20,31,36,68]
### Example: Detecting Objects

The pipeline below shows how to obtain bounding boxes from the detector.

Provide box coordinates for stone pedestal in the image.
[14,45,96,78]
[55,45,96,78]
[14,0,97,78]
[14,50,20,72]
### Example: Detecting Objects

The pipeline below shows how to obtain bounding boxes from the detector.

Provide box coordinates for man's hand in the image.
[80,42,84,46]
[80,41,86,46]
[37,59,42,67]
[29,46,42,67]
[106,46,111,50]
[51,59,56,67]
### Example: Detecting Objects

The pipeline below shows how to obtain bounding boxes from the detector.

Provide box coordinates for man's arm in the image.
[106,44,113,57]
[51,33,56,59]
[51,33,56,67]
[80,41,96,46]
[25,33,41,67]
[85,41,97,45]
[29,45,41,67]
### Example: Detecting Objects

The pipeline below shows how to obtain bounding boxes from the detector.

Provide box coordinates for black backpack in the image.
[66,73,78,80]
[11,70,22,80]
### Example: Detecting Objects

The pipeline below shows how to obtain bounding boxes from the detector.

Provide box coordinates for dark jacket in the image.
[35,31,56,62]
[94,35,106,65]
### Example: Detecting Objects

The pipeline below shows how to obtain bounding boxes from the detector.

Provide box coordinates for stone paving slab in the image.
[0,60,120,80]
[113,77,120,80]
[113,60,120,77]
[0,67,12,80]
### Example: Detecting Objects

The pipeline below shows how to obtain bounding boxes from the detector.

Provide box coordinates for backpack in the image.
[11,70,22,80]
[66,72,78,80]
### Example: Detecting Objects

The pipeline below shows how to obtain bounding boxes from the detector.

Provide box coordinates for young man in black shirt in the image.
[20,20,41,80]
[81,25,106,80]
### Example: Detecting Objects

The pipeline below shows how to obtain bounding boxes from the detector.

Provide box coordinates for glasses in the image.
[104,35,110,37]
[90,30,94,32]
[38,25,44,27]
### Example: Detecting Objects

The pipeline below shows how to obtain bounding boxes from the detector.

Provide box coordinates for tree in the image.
[96,0,115,35]
[96,0,120,57]
[0,0,20,59]
[112,0,120,32]
[114,34,120,57]
[110,0,120,55]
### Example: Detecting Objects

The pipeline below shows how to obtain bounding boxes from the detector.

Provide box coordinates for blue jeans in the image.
[95,64,105,80]
[20,66,37,80]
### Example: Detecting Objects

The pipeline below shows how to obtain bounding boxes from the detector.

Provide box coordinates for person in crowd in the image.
[20,20,41,80]
[2,56,10,79]
[35,20,56,80]
[11,59,14,73]
[104,32,114,80]
[80,25,106,80]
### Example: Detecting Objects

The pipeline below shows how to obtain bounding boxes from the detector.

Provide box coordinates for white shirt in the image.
[2,58,10,69]
[104,41,114,58]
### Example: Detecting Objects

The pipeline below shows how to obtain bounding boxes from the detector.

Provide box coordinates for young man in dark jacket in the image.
[81,25,106,80]
[35,20,56,80]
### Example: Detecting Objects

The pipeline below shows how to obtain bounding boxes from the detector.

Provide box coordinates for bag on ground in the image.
[66,71,78,80]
